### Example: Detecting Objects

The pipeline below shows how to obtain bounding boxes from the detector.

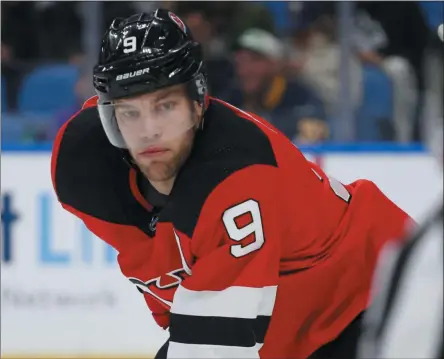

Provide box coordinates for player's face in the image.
[115,85,201,182]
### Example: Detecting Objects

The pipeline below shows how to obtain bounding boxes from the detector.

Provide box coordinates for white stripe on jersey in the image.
[257,285,278,316]
[167,341,263,358]
[359,204,443,359]
[171,285,277,318]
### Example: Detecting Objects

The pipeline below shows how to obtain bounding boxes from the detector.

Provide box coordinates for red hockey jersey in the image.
[52,96,411,358]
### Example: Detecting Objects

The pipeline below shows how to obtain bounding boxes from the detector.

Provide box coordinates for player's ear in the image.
[193,100,204,126]
[193,100,202,114]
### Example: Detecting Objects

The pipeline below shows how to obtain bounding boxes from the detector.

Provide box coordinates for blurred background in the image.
[1,2,443,358]
[1,1,443,146]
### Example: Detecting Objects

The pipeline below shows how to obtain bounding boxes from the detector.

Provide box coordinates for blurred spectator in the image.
[1,43,23,111]
[296,117,330,144]
[101,1,140,31]
[36,1,139,61]
[173,2,275,45]
[1,1,39,110]
[207,1,276,46]
[261,1,292,35]
[223,28,328,142]
[356,2,428,91]
[418,2,444,147]
[175,3,234,98]
[1,2,40,61]
[35,2,83,61]
[1,1,139,113]
[2,1,437,146]
[288,3,363,119]
[353,2,429,142]
[174,1,277,97]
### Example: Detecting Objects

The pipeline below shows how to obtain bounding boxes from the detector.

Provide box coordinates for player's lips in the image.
[139,146,169,157]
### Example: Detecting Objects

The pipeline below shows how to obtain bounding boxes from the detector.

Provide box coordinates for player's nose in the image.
[140,118,163,140]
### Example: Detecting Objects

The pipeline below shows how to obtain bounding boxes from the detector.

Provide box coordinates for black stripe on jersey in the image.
[160,100,278,238]
[169,313,257,347]
[254,315,271,344]
[376,206,443,341]
[311,312,364,359]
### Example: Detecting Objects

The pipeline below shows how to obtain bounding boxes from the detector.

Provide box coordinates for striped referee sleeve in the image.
[167,284,277,358]
[359,205,443,359]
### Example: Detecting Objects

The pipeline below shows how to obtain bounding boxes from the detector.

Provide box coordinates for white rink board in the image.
[1,150,442,357]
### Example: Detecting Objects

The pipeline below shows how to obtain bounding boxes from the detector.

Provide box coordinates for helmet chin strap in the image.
[121,149,138,170]
[199,116,205,131]
[197,103,206,131]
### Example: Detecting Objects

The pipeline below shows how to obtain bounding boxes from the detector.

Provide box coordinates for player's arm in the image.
[51,96,170,328]
[166,165,281,359]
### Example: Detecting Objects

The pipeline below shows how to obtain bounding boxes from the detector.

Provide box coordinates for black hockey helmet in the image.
[93,9,207,148]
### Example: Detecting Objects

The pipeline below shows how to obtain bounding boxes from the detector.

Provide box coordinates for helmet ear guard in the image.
[186,71,207,108]
[186,73,208,131]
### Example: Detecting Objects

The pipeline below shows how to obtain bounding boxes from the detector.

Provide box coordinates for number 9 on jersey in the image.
[222,199,265,258]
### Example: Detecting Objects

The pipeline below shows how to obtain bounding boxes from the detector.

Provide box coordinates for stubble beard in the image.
[137,130,195,183]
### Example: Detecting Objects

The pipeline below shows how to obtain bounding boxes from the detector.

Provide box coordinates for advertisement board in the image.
[1,145,442,358]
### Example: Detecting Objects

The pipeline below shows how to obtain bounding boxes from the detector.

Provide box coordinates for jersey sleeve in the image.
[167,165,281,358]
[51,96,172,328]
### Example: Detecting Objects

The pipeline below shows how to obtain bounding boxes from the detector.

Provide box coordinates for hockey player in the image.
[358,23,444,359]
[51,10,412,359]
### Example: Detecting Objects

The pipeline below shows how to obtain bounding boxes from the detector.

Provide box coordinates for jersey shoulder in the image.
[161,99,279,238]
[51,104,151,233]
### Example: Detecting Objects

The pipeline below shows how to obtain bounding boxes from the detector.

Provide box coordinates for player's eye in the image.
[116,108,141,120]
[123,110,140,118]
[156,101,176,112]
